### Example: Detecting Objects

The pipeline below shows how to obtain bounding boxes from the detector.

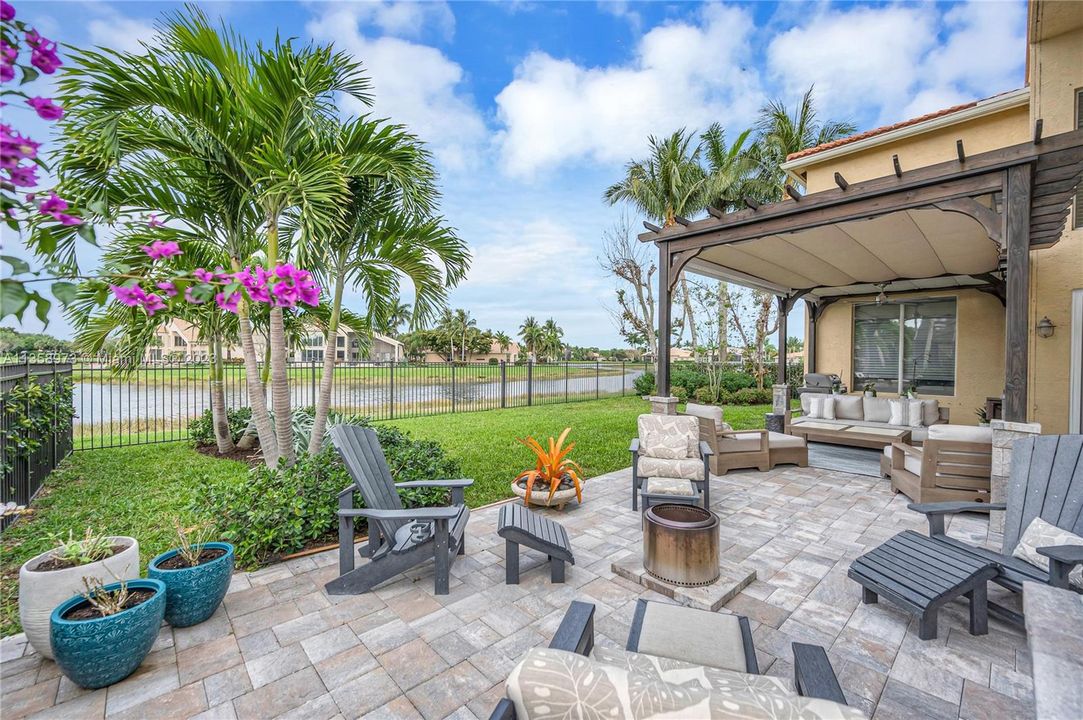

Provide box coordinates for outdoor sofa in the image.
[682,402,808,475]
[881,423,992,503]
[786,393,949,447]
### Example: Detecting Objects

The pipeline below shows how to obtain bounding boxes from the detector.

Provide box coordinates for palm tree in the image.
[381,299,412,338]
[603,129,706,227]
[453,308,476,362]
[494,330,512,360]
[541,318,563,361]
[57,8,373,466]
[700,123,755,212]
[748,86,857,200]
[519,316,542,360]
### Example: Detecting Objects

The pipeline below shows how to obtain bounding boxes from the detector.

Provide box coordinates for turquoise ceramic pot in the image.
[50,579,166,689]
[148,542,234,627]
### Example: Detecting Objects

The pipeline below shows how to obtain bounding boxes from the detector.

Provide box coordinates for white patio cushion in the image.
[834,395,864,420]
[592,645,791,695]
[768,431,806,449]
[638,455,704,481]
[718,432,766,453]
[927,424,992,443]
[637,414,698,459]
[684,402,725,433]
[1012,517,1083,590]
[883,445,923,476]
[863,396,891,422]
[644,477,696,496]
[921,399,940,426]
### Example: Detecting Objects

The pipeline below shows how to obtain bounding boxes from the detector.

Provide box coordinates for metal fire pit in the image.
[643,503,720,587]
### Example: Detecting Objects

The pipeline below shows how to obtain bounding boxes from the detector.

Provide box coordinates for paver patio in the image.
[0,463,1035,719]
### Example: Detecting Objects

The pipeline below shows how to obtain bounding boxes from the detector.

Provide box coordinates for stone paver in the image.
[0,464,1036,718]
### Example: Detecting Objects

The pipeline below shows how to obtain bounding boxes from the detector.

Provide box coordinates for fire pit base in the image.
[611,558,756,613]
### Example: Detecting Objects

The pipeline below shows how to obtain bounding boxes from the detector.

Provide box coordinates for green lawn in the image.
[380,396,779,507]
[0,445,248,637]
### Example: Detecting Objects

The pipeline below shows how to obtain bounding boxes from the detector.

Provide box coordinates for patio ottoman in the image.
[498,504,574,584]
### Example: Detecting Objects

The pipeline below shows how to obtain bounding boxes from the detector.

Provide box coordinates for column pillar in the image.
[777,295,789,387]
[1003,164,1032,422]
[806,301,817,374]
[989,419,1042,535]
[656,242,672,396]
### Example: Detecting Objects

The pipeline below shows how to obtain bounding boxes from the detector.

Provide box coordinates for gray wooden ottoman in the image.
[498,504,574,584]
[848,530,999,640]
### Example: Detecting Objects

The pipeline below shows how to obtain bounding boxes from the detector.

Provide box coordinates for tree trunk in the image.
[236,342,270,450]
[266,215,296,466]
[237,300,279,466]
[210,336,235,454]
[308,269,344,455]
[717,282,729,365]
[680,276,697,359]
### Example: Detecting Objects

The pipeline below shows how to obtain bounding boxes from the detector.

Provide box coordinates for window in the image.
[337,336,345,347]
[853,299,957,396]
[173,335,186,347]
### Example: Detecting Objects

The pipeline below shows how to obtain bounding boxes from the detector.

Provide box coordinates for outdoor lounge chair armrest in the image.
[488,699,516,720]
[1037,545,1083,588]
[718,428,768,452]
[908,501,1005,535]
[395,479,474,489]
[629,438,640,454]
[699,440,714,458]
[342,507,462,521]
[548,601,595,656]
[336,484,357,499]
[892,442,922,458]
[792,642,847,705]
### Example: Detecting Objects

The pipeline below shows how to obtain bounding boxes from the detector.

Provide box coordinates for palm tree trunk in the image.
[308,268,344,455]
[266,214,296,466]
[680,276,697,360]
[237,299,279,466]
[210,336,235,454]
[236,342,270,450]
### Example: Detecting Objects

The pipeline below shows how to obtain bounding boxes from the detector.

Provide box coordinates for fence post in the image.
[451,363,456,413]
[565,362,569,402]
[622,361,626,396]
[500,361,507,409]
[595,361,600,399]
[527,361,533,406]
[310,360,317,407]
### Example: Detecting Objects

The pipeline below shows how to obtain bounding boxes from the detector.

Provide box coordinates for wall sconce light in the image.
[1036,316,1056,338]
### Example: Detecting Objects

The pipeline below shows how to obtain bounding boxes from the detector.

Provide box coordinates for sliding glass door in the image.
[853,298,957,396]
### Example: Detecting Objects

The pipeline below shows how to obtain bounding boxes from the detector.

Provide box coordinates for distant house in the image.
[293,328,403,363]
[422,339,521,363]
[145,319,263,362]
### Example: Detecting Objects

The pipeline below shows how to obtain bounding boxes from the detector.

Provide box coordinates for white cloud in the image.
[494,4,765,178]
[305,5,486,172]
[337,0,456,42]
[86,7,156,55]
[461,218,593,289]
[598,1,642,32]
[766,5,937,125]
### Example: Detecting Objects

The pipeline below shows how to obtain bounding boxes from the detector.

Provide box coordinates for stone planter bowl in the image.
[511,482,579,510]
[50,578,166,689]
[148,542,235,627]
[19,536,140,659]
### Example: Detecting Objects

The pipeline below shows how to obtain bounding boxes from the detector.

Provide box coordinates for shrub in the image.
[693,386,718,404]
[733,387,772,405]
[197,421,460,567]
[189,407,252,446]
[671,385,689,403]
[633,371,655,396]
[670,365,708,396]
[719,371,756,392]
[488,357,499,365]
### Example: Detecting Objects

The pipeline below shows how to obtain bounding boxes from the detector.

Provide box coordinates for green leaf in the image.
[0,279,30,320]
[20,65,39,85]
[0,255,31,275]
[51,281,79,306]
[31,292,52,324]
[76,223,98,245]
[35,228,57,255]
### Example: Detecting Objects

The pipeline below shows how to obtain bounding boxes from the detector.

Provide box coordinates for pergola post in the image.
[656,242,672,395]
[1003,164,1032,422]
[806,301,817,374]
[777,296,788,386]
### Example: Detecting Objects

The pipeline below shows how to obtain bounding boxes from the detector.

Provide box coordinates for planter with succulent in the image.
[904,383,919,398]
[512,427,585,510]
[148,520,234,627]
[50,577,166,689]
[831,378,842,394]
[18,528,140,658]
[862,381,877,398]
[975,407,991,426]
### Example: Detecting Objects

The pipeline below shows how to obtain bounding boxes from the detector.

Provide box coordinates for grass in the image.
[380,396,779,507]
[0,444,249,637]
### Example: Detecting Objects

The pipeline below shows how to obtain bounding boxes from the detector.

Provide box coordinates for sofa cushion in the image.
[768,432,806,449]
[863,396,891,423]
[883,445,924,476]
[834,394,864,420]
[718,432,766,453]
[921,399,940,426]
[644,477,696,497]
[1012,517,1083,590]
[927,424,992,443]
[808,396,836,420]
[638,455,704,481]
[638,414,698,459]
[684,402,724,433]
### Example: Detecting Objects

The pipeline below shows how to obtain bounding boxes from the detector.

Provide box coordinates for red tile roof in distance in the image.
[785,100,981,162]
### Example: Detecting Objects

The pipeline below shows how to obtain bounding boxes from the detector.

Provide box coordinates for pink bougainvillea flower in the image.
[192,268,215,283]
[54,212,81,226]
[184,287,206,305]
[141,240,182,260]
[0,1,14,21]
[0,64,12,83]
[1,126,40,167]
[111,284,146,307]
[8,163,37,187]
[215,291,240,314]
[0,40,16,65]
[297,280,320,306]
[156,281,178,298]
[26,96,63,120]
[143,293,167,316]
[25,31,61,74]
[146,213,165,228]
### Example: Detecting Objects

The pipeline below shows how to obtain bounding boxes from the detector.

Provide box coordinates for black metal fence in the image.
[62,358,650,451]
[1,361,74,529]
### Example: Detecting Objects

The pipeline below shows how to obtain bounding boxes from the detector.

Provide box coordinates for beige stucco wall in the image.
[1027,16,1083,433]
[799,106,1030,194]
[807,288,1006,424]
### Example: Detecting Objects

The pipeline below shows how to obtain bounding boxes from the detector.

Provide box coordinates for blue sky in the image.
[8,0,1028,346]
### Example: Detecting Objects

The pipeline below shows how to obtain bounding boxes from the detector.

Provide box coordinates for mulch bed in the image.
[62,589,156,621]
[194,444,264,468]
[155,547,227,570]
[32,544,128,572]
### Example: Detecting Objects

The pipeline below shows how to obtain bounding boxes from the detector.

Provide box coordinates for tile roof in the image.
[785,100,982,162]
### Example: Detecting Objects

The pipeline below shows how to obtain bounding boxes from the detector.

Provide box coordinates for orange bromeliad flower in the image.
[514,427,584,505]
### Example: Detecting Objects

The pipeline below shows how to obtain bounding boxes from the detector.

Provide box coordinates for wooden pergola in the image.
[642,126,1083,422]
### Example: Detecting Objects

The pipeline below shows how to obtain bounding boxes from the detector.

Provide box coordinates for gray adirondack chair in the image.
[325,425,473,596]
[910,434,1083,625]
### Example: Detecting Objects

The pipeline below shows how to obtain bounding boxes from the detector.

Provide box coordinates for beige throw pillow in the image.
[1012,517,1083,590]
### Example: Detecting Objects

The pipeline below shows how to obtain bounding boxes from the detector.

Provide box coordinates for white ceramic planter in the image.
[18,537,140,659]
[511,483,579,509]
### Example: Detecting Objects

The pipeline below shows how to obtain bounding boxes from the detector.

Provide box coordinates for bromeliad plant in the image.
[514,428,585,505]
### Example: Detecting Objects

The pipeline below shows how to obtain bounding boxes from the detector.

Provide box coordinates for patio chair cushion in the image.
[684,402,725,433]
[591,645,791,695]
[1012,517,1083,590]
[718,432,766,453]
[644,477,697,496]
[638,414,698,459]
[768,431,806,449]
[882,445,923,476]
[927,424,992,443]
[633,600,747,672]
[505,647,865,720]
